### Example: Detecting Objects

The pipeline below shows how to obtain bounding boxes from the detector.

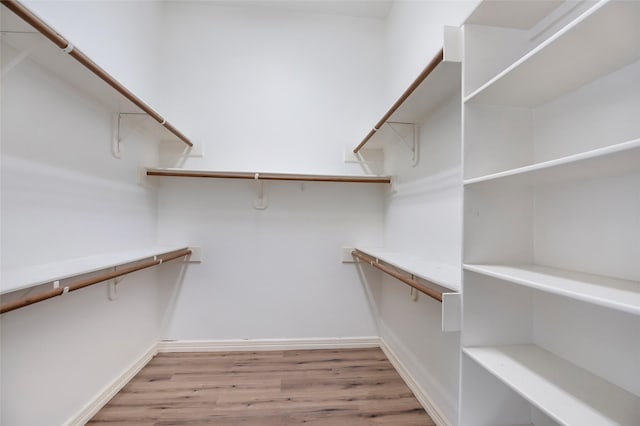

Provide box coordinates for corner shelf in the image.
[464,344,640,425]
[463,138,640,186]
[465,0,640,106]
[464,264,640,316]
[1,246,190,296]
[0,1,192,146]
[146,168,392,184]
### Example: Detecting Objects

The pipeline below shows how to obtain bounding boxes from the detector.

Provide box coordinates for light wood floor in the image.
[89,347,435,425]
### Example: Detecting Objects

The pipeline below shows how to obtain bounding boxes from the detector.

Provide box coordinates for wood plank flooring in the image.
[89,347,435,425]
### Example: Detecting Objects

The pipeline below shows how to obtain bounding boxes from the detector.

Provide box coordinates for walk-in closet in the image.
[1,0,638,424]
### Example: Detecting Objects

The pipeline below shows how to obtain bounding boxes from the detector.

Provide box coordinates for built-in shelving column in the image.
[460,1,640,424]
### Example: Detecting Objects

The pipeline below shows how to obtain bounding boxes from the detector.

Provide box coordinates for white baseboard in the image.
[66,343,158,426]
[380,339,450,426]
[157,336,381,352]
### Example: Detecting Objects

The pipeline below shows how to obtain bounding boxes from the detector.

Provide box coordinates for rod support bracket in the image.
[111,113,148,159]
[385,122,419,167]
[253,174,268,210]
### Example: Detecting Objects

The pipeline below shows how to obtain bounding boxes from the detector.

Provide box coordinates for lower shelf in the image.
[464,344,640,425]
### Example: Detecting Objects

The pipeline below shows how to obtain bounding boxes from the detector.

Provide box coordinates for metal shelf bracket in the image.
[111,113,149,159]
[386,122,419,167]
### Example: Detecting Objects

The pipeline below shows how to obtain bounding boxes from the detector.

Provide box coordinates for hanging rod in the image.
[146,168,392,184]
[353,48,444,154]
[352,250,443,302]
[0,248,191,315]
[0,0,193,147]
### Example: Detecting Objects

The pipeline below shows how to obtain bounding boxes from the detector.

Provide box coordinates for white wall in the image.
[374,1,479,424]
[158,1,387,173]
[0,4,165,424]
[23,0,162,110]
[154,3,387,341]
[384,0,480,103]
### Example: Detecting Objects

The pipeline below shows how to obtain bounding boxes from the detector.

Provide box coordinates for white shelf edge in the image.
[463,138,640,185]
[0,246,189,295]
[463,263,640,316]
[463,0,611,104]
[463,344,640,425]
[355,247,461,292]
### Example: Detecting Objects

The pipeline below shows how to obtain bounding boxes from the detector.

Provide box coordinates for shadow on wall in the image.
[354,260,383,333]
[156,260,191,339]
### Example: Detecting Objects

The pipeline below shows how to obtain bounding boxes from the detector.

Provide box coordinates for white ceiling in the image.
[209,0,395,19]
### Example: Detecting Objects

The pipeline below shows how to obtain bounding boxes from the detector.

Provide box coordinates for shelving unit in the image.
[464,345,640,425]
[146,168,392,184]
[460,0,640,424]
[0,0,192,147]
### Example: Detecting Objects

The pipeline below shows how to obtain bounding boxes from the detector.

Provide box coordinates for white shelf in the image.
[465,0,640,106]
[0,5,190,145]
[464,138,640,186]
[355,247,460,292]
[146,168,392,184]
[465,0,563,29]
[0,246,188,295]
[387,60,460,125]
[464,344,640,425]
[464,264,640,316]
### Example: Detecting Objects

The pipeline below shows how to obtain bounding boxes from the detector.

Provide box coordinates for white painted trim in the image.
[380,338,451,426]
[157,337,381,353]
[66,343,158,426]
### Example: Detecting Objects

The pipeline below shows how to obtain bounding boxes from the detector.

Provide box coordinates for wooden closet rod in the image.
[0,248,192,315]
[1,0,193,147]
[352,250,443,303]
[353,48,444,154]
[146,169,392,183]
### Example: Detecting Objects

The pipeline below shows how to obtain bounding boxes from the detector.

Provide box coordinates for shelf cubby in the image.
[464,138,640,186]
[463,344,640,425]
[464,263,640,316]
[465,0,640,107]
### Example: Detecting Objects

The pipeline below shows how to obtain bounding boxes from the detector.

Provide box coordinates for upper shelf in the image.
[354,32,462,154]
[1,246,189,295]
[0,1,192,147]
[464,0,640,106]
[464,138,640,186]
[354,247,461,292]
[146,168,392,184]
